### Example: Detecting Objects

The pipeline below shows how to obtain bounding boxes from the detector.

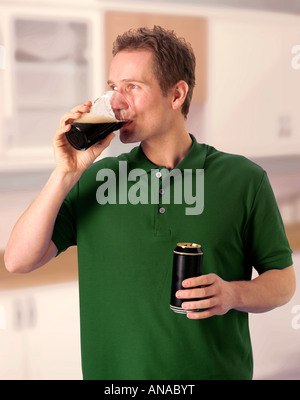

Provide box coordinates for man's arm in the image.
[176,265,296,319]
[4,102,115,274]
[4,169,79,273]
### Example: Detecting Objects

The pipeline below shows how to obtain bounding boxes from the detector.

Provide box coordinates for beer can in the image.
[170,243,203,314]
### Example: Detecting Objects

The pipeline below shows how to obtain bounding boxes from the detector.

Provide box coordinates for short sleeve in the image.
[51,183,78,256]
[243,171,293,274]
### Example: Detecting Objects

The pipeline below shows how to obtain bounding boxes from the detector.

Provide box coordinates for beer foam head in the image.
[76,113,118,124]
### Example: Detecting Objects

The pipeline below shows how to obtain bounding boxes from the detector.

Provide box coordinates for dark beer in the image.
[66,114,124,150]
[170,243,203,314]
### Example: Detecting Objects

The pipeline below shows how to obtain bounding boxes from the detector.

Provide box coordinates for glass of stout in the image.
[66,91,130,150]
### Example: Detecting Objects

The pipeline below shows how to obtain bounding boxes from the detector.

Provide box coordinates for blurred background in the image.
[0,0,299,380]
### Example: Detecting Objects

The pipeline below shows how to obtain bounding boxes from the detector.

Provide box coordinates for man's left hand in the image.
[176,273,236,319]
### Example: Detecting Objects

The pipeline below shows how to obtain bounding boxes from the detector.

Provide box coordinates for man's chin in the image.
[118,130,129,143]
[119,127,138,144]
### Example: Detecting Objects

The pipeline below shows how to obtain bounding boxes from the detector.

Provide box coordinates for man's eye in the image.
[128,84,138,90]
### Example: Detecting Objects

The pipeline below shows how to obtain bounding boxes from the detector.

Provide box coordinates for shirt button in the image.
[159,207,166,214]
[156,171,162,178]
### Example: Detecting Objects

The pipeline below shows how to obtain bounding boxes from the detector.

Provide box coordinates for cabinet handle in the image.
[13,299,23,331]
[13,298,37,330]
[27,297,37,329]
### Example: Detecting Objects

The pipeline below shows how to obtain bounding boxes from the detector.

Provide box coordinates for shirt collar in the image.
[126,134,207,173]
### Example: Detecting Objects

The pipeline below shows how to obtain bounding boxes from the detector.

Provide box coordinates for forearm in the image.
[231,266,296,313]
[177,266,296,319]
[4,168,81,273]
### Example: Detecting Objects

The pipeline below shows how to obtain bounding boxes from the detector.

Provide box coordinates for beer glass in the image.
[66,91,130,150]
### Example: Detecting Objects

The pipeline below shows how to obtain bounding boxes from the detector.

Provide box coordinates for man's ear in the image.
[171,80,189,111]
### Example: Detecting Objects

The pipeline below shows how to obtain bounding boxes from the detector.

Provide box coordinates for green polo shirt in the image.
[52,135,293,380]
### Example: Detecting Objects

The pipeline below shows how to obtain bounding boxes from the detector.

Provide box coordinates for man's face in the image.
[108,50,173,145]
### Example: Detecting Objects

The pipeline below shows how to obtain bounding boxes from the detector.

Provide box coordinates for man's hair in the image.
[112,26,196,118]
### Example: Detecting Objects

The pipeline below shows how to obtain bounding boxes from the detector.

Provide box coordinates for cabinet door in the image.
[0,283,82,380]
[25,282,82,380]
[279,23,300,155]
[0,5,102,170]
[207,16,300,157]
[0,291,29,379]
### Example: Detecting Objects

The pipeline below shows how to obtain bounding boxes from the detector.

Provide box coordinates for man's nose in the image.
[110,92,129,119]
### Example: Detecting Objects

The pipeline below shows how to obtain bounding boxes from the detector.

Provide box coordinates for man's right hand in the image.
[53,101,115,175]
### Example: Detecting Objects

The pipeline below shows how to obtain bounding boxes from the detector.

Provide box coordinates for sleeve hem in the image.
[254,254,294,275]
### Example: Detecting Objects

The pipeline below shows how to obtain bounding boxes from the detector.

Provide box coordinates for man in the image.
[5,26,295,380]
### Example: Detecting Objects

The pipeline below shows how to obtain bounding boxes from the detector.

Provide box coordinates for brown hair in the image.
[112,26,195,118]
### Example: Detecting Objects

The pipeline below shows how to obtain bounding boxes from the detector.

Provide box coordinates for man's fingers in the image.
[176,283,216,300]
[70,102,92,113]
[182,273,217,288]
[181,296,217,311]
[91,132,115,151]
[60,102,92,128]
[59,112,82,128]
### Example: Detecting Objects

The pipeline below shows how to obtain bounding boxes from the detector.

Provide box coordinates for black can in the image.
[170,243,203,314]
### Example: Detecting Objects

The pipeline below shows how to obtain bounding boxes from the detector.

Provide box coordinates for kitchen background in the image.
[0,0,299,380]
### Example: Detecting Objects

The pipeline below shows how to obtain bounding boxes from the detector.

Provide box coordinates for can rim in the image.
[177,242,201,249]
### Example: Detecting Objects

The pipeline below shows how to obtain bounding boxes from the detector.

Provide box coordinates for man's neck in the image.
[141,129,192,170]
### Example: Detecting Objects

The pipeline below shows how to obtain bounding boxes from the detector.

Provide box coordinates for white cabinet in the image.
[0,4,103,170]
[206,13,300,158]
[0,282,82,380]
[0,294,25,379]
